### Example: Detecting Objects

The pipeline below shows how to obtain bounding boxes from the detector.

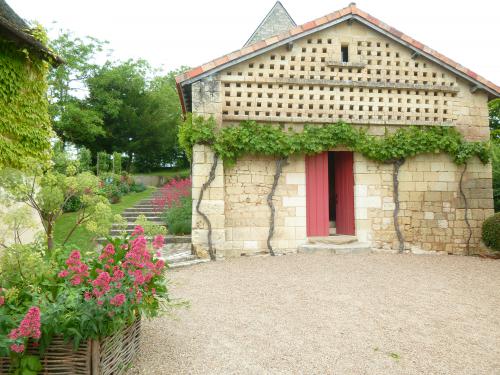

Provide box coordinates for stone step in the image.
[97,235,191,244]
[298,242,372,255]
[120,215,163,221]
[111,222,165,229]
[121,214,160,219]
[168,258,210,269]
[124,207,159,212]
[307,235,357,245]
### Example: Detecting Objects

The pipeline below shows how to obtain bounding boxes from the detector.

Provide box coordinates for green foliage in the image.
[178,114,216,160]
[0,232,172,362]
[97,151,110,174]
[85,62,187,171]
[0,33,53,170]
[112,152,122,174]
[78,147,92,172]
[481,212,500,251]
[489,98,500,141]
[179,116,490,166]
[48,30,107,146]
[491,142,500,212]
[134,215,167,237]
[162,197,192,235]
[130,182,147,193]
[0,168,114,251]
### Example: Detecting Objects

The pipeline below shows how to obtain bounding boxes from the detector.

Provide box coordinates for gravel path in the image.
[129,253,500,374]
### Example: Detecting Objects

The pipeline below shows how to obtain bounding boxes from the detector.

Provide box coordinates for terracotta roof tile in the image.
[177,3,499,103]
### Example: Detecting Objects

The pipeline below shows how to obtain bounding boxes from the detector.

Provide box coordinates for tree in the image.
[0,167,113,252]
[86,61,186,171]
[48,30,107,146]
[489,98,500,141]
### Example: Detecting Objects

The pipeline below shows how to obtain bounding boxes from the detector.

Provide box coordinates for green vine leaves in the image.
[179,115,490,166]
[0,32,53,170]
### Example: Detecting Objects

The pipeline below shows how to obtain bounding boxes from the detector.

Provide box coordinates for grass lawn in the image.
[54,187,155,251]
[133,168,190,179]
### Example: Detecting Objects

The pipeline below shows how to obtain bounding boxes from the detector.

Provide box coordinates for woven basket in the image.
[0,319,140,375]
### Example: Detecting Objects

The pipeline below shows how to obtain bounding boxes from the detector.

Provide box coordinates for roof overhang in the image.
[0,16,63,65]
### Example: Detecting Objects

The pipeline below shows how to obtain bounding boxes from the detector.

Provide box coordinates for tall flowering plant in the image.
[47,226,167,343]
[152,178,191,211]
[0,226,170,372]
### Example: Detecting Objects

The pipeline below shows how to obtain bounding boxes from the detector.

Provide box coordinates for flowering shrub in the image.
[0,227,170,372]
[153,178,192,235]
[153,178,191,211]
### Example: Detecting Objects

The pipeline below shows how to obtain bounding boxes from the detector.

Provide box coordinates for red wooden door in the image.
[334,152,355,235]
[306,152,329,236]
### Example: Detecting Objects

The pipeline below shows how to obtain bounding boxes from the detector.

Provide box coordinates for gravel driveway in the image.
[129,253,500,374]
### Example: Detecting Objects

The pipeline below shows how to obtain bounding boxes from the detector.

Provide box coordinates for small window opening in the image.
[341,45,349,63]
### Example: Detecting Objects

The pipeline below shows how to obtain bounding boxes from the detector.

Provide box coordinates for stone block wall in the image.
[223,154,306,256]
[354,153,494,254]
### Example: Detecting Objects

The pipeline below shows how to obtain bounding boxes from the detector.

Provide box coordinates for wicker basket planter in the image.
[0,319,140,375]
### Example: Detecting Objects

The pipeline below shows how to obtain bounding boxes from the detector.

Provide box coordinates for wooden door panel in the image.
[305,152,329,237]
[334,152,355,235]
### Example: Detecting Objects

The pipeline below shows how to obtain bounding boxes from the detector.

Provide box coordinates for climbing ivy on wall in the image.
[0,28,53,170]
[179,114,491,166]
[180,114,490,257]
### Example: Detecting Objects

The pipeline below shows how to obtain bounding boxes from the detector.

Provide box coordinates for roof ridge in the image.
[176,3,499,103]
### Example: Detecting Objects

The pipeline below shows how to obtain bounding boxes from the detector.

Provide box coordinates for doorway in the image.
[306,151,355,236]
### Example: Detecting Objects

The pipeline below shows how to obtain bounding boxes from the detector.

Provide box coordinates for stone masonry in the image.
[187,6,496,257]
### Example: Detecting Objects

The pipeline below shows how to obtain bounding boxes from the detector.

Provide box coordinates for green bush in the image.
[163,197,191,235]
[130,182,147,192]
[78,147,92,172]
[492,142,500,212]
[63,195,83,212]
[482,212,500,251]
[97,152,111,175]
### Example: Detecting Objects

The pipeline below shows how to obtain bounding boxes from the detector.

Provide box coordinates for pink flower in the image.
[71,276,82,285]
[84,292,92,301]
[135,290,143,302]
[18,307,41,339]
[110,293,126,307]
[131,225,144,237]
[99,244,115,260]
[8,329,19,340]
[0,296,4,306]
[58,270,69,278]
[152,235,164,249]
[10,343,25,353]
[9,306,41,343]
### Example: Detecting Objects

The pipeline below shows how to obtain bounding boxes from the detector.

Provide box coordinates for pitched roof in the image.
[0,0,63,65]
[244,1,296,47]
[176,3,499,112]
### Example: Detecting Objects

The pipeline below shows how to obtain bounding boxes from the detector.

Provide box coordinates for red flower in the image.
[110,294,126,307]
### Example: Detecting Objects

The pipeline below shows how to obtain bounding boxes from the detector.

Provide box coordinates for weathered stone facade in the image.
[185,5,496,257]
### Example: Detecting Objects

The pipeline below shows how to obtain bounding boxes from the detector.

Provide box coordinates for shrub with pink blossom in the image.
[0,227,172,372]
[154,178,192,235]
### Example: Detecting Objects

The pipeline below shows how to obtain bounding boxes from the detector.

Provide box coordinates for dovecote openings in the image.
[219,23,458,126]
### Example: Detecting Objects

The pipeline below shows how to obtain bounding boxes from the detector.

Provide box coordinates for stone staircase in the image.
[104,192,207,268]
[298,235,372,254]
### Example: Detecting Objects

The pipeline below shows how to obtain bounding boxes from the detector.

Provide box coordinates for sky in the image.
[8,0,500,85]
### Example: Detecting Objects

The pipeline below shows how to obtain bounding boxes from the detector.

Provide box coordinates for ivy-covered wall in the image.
[0,35,52,170]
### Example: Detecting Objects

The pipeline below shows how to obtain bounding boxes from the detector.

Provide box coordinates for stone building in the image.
[176,2,499,257]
